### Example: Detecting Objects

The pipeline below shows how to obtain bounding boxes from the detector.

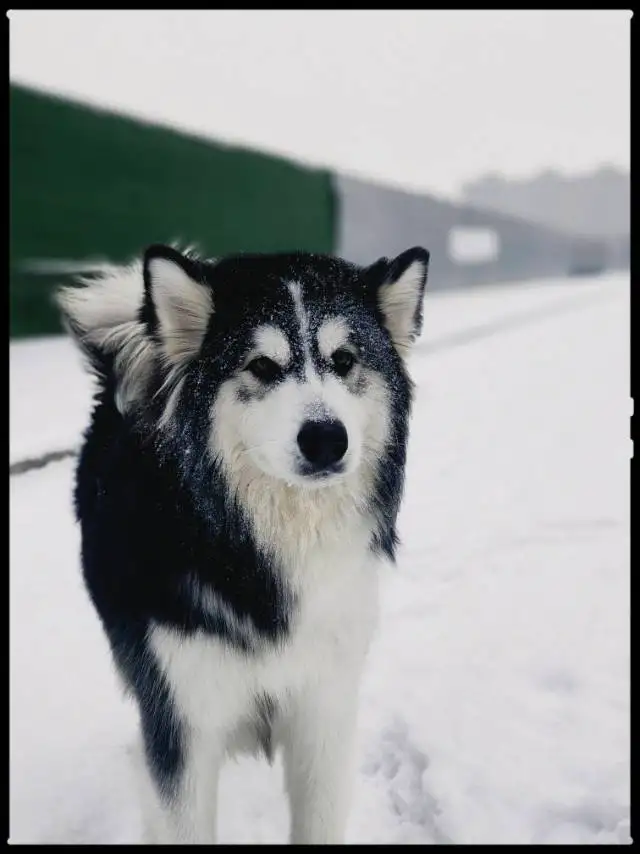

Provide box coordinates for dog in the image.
[57,243,429,844]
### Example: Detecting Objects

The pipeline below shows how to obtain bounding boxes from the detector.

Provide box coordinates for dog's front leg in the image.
[136,728,224,844]
[282,682,360,844]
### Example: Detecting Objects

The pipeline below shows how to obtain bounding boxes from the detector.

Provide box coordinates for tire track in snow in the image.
[10,448,77,477]
[418,285,617,357]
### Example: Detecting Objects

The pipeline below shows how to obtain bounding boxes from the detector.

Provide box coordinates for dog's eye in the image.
[331,348,356,377]
[245,356,282,383]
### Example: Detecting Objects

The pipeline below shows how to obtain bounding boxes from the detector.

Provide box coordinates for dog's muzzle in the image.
[296,419,348,476]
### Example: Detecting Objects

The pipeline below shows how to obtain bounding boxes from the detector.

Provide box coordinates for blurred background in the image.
[9,10,629,337]
[10,10,630,846]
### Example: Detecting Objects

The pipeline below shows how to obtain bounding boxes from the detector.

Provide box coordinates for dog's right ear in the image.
[142,244,213,367]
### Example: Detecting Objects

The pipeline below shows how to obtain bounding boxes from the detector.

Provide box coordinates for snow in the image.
[9,336,94,464]
[9,272,630,844]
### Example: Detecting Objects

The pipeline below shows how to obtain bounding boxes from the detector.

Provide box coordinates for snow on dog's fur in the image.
[57,243,429,844]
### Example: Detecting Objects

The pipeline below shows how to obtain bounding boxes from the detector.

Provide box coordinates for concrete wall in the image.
[334,174,604,290]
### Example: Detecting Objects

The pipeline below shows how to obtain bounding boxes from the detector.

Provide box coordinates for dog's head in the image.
[58,245,428,501]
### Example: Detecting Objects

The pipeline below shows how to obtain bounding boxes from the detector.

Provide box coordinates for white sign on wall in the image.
[448,227,500,265]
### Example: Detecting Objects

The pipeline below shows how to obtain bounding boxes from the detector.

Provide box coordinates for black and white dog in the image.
[57,244,429,844]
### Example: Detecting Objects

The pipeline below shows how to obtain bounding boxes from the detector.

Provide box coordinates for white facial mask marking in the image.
[252,325,291,367]
[287,281,313,377]
[317,317,351,361]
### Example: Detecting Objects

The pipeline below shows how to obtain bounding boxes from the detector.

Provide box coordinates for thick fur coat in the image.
[57,244,429,844]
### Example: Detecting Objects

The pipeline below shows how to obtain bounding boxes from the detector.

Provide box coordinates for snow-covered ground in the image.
[10,273,630,844]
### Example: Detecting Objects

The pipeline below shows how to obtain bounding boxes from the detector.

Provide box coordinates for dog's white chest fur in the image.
[150,528,381,745]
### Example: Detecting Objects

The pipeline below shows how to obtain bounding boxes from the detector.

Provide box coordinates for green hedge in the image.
[10,85,335,337]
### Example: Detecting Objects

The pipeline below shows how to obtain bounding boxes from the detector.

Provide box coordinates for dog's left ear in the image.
[142,244,213,367]
[365,247,430,356]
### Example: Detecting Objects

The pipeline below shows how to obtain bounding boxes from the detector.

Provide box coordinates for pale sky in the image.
[9,10,631,200]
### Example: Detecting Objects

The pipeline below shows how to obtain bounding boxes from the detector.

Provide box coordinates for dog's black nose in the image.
[297,420,348,471]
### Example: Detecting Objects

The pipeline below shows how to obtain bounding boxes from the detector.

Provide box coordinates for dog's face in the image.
[59,245,429,498]
[212,301,381,488]
[139,246,429,490]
